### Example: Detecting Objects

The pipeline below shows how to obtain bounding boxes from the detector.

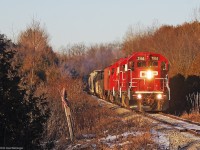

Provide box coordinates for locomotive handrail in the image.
[128,77,168,92]
[165,75,170,100]
[155,77,168,91]
[129,78,146,89]
[113,79,119,92]
[155,78,166,91]
[119,71,126,80]
[119,71,127,88]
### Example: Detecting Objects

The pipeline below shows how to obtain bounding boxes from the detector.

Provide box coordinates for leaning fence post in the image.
[61,88,74,142]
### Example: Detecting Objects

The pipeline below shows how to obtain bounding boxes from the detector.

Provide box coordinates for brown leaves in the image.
[18,20,49,52]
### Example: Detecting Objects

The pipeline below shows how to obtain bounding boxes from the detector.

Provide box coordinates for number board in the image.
[151,56,159,60]
[137,56,145,60]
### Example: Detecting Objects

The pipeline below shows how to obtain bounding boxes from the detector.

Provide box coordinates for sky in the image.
[1,0,200,51]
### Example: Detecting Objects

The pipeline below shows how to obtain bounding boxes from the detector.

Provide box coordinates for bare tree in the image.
[16,19,56,87]
[18,19,50,52]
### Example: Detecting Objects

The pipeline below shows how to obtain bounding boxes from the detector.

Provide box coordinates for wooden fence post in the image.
[61,88,74,142]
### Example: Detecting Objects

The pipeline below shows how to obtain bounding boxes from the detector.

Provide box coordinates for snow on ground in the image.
[151,129,170,149]
[100,131,145,148]
[150,121,200,149]
[101,131,144,142]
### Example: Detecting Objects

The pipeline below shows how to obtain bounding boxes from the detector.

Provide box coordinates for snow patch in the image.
[100,131,145,148]
[151,129,170,149]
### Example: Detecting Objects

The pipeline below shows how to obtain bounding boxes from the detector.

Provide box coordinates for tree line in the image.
[123,21,200,77]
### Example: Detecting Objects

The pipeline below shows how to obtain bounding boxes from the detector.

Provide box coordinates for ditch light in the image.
[137,94,142,99]
[157,93,163,99]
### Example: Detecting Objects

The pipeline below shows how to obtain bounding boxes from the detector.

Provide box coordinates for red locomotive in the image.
[88,52,170,111]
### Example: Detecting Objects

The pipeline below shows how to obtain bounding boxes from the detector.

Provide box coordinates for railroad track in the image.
[93,96,200,148]
[142,112,200,136]
[95,96,200,137]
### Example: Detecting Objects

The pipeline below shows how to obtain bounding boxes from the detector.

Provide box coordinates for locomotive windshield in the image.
[149,61,158,67]
[128,61,134,70]
[137,61,146,67]
[161,62,167,70]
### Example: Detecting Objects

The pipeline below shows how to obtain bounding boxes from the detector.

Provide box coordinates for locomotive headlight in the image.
[157,94,162,99]
[146,70,153,80]
[137,94,142,99]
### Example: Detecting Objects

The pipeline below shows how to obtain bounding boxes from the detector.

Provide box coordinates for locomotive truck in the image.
[88,52,170,111]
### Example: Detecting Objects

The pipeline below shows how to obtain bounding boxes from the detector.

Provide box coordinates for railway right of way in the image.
[94,95,200,149]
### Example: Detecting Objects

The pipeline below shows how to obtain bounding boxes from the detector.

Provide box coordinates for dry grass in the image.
[181,110,200,123]
[98,131,156,150]
[122,133,156,150]
[71,94,119,137]
[44,76,158,149]
[69,96,157,149]
[125,116,152,130]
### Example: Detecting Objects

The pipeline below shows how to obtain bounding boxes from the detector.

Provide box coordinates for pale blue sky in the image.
[1,0,200,50]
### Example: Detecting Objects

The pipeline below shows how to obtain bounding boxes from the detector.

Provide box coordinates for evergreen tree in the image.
[0,34,49,149]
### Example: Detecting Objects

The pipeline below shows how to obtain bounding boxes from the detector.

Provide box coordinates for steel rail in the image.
[142,112,200,136]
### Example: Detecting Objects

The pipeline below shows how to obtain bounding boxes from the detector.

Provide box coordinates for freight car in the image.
[88,52,170,111]
[88,70,104,98]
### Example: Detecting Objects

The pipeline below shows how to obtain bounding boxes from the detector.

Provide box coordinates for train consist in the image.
[88,52,170,111]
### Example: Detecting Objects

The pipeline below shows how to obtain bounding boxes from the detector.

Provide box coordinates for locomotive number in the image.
[151,56,159,60]
[137,56,145,60]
